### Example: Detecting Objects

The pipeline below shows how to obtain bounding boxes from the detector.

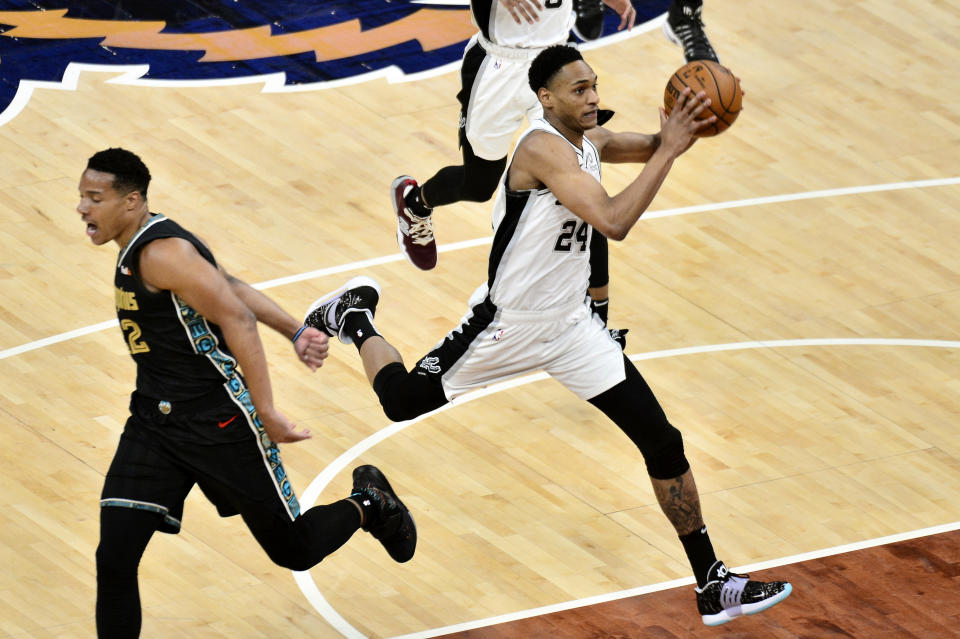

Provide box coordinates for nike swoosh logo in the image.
[218,415,238,429]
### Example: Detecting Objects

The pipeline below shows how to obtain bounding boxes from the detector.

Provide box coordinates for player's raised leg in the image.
[663,0,719,63]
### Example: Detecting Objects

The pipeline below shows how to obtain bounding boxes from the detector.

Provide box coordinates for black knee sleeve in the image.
[372,362,448,422]
[640,422,690,480]
[588,358,691,480]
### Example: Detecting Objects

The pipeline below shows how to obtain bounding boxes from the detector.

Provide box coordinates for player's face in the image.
[76,169,141,246]
[550,61,600,130]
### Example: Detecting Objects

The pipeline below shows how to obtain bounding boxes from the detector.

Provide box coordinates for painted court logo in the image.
[0,0,667,125]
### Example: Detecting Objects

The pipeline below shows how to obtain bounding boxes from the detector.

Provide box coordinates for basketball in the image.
[663,60,742,137]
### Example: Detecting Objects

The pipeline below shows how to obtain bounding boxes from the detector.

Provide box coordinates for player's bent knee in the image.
[641,423,691,480]
[372,362,448,422]
[264,547,314,572]
[461,175,500,202]
[460,152,507,202]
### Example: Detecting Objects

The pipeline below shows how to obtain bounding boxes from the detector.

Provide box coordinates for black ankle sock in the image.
[679,525,719,588]
[404,184,432,216]
[350,490,377,529]
[342,312,380,351]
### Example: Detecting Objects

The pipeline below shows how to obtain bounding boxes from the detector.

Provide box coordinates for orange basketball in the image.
[664,60,742,137]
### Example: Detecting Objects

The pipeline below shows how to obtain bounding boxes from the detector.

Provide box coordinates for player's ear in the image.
[538,86,552,107]
[125,189,143,210]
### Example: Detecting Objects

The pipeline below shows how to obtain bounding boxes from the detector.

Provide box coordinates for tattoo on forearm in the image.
[652,471,704,536]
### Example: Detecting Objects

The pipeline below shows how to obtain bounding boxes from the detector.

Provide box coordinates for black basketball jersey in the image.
[114,214,237,402]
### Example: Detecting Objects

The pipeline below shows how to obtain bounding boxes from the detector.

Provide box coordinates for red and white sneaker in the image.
[391,175,437,271]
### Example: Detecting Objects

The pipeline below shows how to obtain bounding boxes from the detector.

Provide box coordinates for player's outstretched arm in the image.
[587,127,661,164]
[587,86,717,163]
[516,88,711,240]
[137,238,311,443]
[223,270,329,371]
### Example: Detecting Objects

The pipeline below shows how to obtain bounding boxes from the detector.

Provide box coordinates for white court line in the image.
[292,337,960,639]
[4,15,956,638]
[2,176,957,362]
[643,177,960,219]
[389,519,960,639]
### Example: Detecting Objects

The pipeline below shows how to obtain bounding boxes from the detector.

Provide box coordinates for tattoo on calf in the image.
[652,471,704,536]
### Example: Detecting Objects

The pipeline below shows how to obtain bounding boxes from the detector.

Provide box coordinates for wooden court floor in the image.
[1,0,959,637]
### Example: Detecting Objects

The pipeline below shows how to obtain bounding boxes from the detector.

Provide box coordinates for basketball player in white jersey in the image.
[391,0,635,272]
[308,46,792,627]
[392,0,718,352]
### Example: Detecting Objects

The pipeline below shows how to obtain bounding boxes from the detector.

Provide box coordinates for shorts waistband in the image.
[131,385,231,417]
[492,298,590,324]
[475,33,572,60]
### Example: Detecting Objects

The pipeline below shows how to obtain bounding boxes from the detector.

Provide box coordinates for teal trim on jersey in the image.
[170,293,301,519]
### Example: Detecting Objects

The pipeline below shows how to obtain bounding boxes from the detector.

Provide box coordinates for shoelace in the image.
[404,211,435,246]
[674,19,717,60]
[674,21,706,47]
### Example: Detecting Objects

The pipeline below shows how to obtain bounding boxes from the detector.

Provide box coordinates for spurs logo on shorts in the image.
[419,356,442,374]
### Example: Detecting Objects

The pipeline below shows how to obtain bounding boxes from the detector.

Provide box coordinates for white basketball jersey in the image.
[485,118,601,311]
[471,0,574,48]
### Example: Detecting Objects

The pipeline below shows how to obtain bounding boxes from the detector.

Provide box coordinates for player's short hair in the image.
[528,45,585,93]
[86,148,151,198]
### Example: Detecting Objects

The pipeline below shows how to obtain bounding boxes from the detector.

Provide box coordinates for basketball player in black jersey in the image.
[80,148,416,638]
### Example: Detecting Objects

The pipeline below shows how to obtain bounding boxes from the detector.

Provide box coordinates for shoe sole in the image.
[304,276,381,344]
[702,582,793,626]
[391,175,437,271]
[354,465,417,563]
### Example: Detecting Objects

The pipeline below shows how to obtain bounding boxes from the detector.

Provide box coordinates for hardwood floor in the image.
[1,0,958,636]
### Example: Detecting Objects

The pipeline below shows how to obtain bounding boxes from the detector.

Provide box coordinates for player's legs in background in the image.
[664,0,720,63]
[393,40,525,270]
[420,138,508,209]
[392,129,507,271]
[572,0,606,41]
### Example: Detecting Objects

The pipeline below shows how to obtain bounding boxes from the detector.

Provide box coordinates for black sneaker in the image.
[695,561,792,626]
[608,327,629,351]
[392,175,437,271]
[572,0,605,41]
[663,2,720,63]
[352,465,417,563]
[303,276,380,345]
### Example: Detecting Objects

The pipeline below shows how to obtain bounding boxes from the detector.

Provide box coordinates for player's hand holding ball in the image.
[664,60,743,137]
[658,85,714,157]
